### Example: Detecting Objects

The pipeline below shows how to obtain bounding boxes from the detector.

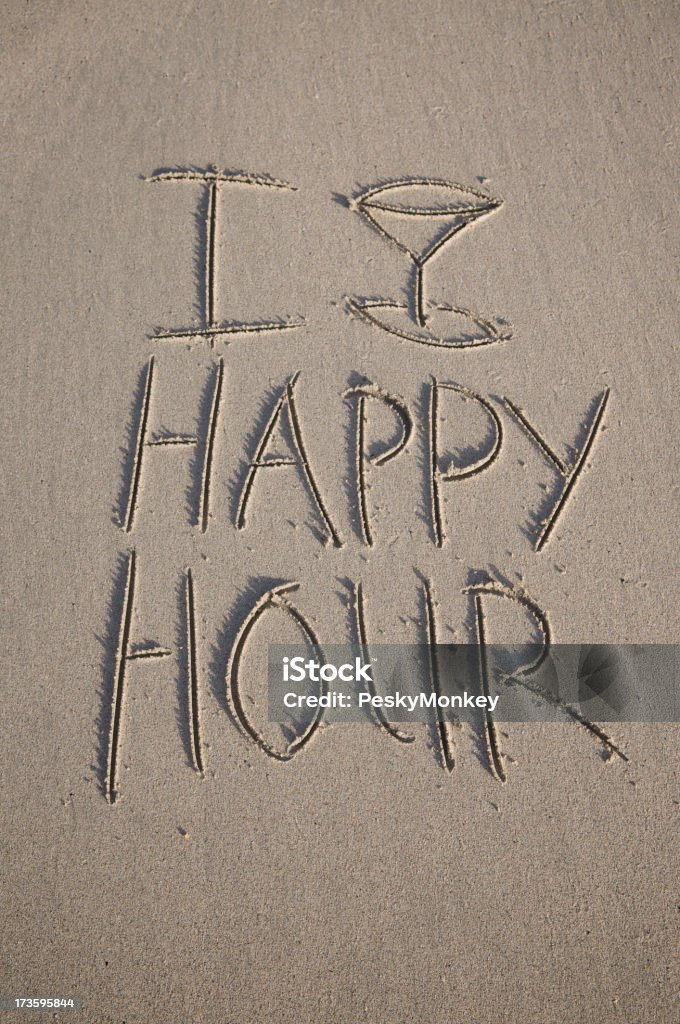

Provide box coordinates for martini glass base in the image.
[347,298,510,349]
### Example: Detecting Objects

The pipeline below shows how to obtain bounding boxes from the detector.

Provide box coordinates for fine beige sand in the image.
[1,2,679,1021]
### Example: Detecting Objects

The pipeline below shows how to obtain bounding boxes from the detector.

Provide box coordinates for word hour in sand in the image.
[119,361,610,552]
[103,560,627,804]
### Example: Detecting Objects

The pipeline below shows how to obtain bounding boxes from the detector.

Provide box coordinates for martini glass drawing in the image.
[347,178,510,349]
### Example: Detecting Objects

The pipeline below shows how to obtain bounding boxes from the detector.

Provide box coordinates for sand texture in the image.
[1,1,679,1021]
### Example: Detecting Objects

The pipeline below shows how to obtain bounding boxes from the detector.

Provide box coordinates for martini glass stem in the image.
[414,260,427,328]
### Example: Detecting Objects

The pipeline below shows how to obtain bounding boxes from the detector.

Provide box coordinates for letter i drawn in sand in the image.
[145,167,307,345]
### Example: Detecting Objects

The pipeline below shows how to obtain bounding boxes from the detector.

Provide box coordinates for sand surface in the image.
[1,1,679,1021]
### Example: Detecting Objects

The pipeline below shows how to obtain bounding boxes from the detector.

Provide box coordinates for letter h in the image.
[120,356,224,532]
